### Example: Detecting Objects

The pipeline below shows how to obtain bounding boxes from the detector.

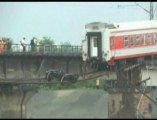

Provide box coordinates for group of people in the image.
[20,37,37,52]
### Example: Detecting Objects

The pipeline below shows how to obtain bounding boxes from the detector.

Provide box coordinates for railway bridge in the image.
[0,44,83,81]
[0,44,85,118]
[0,43,156,118]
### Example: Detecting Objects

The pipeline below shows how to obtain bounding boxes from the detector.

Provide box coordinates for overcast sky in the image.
[0,2,155,45]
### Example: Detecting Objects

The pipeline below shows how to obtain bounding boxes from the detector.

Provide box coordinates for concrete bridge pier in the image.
[0,85,37,118]
[0,56,83,80]
[108,62,151,118]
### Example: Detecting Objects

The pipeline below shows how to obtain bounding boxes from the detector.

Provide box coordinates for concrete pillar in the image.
[3,58,6,78]
[51,59,55,69]
[21,59,24,78]
[0,85,37,118]
[66,60,69,73]
[80,60,83,75]
[109,62,143,118]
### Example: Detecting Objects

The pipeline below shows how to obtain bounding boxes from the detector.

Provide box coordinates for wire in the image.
[135,87,157,105]
[155,2,157,19]
[134,2,150,14]
[117,63,157,105]
[117,5,137,8]
[153,2,157,16]
[136,85,146,118]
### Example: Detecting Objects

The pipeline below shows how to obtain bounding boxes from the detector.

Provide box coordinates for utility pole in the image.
[134,2,154,20]
[150,2,154,20]
[118,2,154,20]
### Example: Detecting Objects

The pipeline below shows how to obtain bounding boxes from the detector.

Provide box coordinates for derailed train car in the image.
[82,20,157,68]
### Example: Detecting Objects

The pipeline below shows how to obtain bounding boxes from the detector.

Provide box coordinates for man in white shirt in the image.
[20,37,26,52]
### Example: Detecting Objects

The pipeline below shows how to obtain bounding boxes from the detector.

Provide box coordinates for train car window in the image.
[130,36,134,47]
[136,35,140,45]
[110,36,114,49]
[142,35,146,45]
[153,34,157,44]
[93,37,98,47]
[147,34,152,45]
[124,36,128,47]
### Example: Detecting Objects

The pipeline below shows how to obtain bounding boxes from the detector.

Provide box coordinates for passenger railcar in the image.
[82,20,157,66]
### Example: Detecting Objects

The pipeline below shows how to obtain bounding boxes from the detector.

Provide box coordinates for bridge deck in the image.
[0,44,82,57]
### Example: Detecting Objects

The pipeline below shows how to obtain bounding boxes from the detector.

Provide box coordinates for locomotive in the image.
[82,20,157,69]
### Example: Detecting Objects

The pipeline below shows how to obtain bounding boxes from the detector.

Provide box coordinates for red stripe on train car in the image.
[114,52,157,60]
[111,27,157,33]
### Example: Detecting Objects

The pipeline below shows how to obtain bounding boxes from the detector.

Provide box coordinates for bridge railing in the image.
[0,44,82,56]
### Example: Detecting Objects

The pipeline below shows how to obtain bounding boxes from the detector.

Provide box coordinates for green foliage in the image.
[6,38,13,51]
[39,78,105,91]
[60,42,72,53]
[39,36,54,45]
[2,37,13,44]
[2,37,13,52]
[60,42,71,46]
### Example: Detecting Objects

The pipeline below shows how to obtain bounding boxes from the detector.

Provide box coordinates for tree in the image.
[39,36,54,45]
[6,38,13,52]
[60,42,71,46]
[37,36,55,53]
[2,37,13,52]
[60,42,72,53]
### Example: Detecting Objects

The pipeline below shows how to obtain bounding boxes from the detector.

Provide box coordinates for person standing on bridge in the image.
[35,38,40,53]
[30,37,35,52]
[20,37,26,52]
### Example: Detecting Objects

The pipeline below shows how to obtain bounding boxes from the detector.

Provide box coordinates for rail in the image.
[0,44,82,56]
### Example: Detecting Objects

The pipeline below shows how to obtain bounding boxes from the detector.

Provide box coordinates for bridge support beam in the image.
[3,58,6,79]
[20,59,26,78]
[108,62,151,118]
[0,56,83,80]
[66,60,69,73]
[0,85,37,118]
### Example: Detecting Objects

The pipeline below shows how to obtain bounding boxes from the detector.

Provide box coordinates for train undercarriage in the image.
[43,55,154,84]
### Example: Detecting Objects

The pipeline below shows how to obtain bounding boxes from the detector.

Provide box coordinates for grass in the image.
[39,77,105,91]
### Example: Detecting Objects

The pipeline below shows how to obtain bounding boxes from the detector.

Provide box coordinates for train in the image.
[82,20,157,68]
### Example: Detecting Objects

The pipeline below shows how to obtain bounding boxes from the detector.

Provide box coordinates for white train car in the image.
[82,20,157,65]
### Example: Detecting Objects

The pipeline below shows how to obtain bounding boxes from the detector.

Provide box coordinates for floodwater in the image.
[0,69,157,118]
[142,70,157,86]
[26,89,108,118]
[150,88,157,118]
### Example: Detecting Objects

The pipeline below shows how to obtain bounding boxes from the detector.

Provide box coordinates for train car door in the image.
[82,40,87,61]
[87,32,102,60]
[90,36,98,57]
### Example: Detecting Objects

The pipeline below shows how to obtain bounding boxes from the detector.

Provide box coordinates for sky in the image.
[0,2,155,45]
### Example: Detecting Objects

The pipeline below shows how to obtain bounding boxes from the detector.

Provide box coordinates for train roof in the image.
[85,20,157,32]
[85,22,116,29]
[112,20,157,30]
